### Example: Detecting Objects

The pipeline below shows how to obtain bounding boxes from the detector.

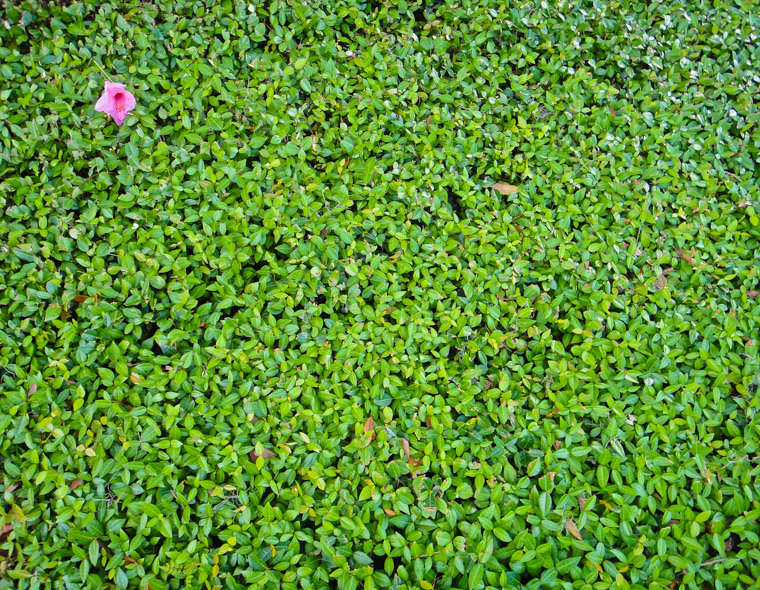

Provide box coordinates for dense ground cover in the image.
[1,0,759,588]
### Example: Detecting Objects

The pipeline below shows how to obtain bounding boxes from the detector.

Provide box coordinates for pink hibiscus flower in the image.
[94,81,136,126]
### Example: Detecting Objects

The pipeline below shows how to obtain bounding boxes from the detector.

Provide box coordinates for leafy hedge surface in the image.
[1,0,760,588]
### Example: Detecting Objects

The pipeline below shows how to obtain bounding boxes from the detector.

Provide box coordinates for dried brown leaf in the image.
[655,272,668,291]
[401,438,411,460]
[384,508,396,516]
[578,495,586,512]
[70,478,84,491]
[363,416,374,433]
[493,183,519,195]
[249,448,276,462]
[675,248,695,266]
[27,383,37,399]
[0,523,11,538]
[748,290,759,300]
[124,556,138,565]
[73,295,89,303]
[565,518,583,541]
[129,372,143,384]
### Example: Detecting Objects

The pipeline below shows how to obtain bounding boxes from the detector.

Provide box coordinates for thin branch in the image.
[699,557,730,568]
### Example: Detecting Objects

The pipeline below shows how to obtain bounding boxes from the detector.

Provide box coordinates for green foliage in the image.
[1,0,759,589]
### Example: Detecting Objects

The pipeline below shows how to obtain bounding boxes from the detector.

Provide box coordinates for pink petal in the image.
[121,90,136,112]
[105,81,125,96]
[111,110,126,126]
[94,92,111,112]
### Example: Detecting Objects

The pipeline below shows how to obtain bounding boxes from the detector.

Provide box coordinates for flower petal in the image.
[94,92,110,112]
[121,90,136,112]
[105,81,125,96]
[111,110,126,126]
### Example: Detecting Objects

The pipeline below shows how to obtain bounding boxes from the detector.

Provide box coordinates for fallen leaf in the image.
[425,416,432,428]
[610,108,617,116]
[565,518,583,540]
[73,295,89,303]
[578,495,586,512]
[401,438,411,460]
[70,478,84,491]
[129,372,143,384]
[384,508,396,516]
[747,291,759,299]
[553,440,562,450]
[675,248,695,266]
[654,272,668,291]
[588,561,603,573]
[549,472,555,482]
[493,183,519,195]
[249,448,276,461]
[0,523,11,538]
[363,416,374,433]
[124,556,138,565]
[27,383,37,399]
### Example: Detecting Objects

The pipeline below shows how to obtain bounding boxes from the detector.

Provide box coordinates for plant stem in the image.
[92,60,112,82]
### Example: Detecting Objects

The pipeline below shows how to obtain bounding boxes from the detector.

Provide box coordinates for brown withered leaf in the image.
[578,495,587,512]
[70,478,84,491]
[675,248,695,266]
[363,416,375,441]
[400,438,411,460]
[73,295,89,303]
[654,272,668,291]
[384,508,396,516]
[425,416,432,429]
[565,518,583,541]
[747,290,759,299]
[124,556,138,565]
[129,372,143,384]
[249,448,276,461]
[492,183,519,195]
[27,383,37,399]
[0,523,11,538]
